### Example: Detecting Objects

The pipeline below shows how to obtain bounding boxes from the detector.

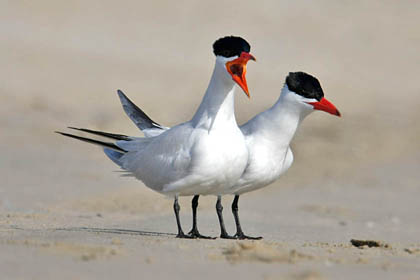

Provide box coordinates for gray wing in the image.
[117,90,168,135]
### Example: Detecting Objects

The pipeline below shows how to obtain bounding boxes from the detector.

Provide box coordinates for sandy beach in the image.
[1,1,420,279]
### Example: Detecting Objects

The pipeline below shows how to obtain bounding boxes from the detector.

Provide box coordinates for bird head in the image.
[283,72,341,117]
[213,36,256,98]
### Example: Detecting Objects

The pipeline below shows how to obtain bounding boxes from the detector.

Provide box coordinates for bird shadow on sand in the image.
[55,227,176,237]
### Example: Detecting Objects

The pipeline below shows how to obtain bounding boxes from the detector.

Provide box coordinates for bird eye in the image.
[221,50,232,57]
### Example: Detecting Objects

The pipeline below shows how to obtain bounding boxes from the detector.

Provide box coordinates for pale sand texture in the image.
[1,1,420,279]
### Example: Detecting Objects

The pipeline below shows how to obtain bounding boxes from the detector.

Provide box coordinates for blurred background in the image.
[2,1,420,278]
[1,0,419,209]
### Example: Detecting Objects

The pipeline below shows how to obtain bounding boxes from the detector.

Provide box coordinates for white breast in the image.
[230,144,293,195]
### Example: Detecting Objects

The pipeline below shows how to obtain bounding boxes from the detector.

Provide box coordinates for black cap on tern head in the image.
[213,36,251,58]
[286,72,324,101]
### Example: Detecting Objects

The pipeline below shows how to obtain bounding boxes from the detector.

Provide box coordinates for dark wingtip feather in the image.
[116,89,163,130]
[67,127,132,141]
[56,130,127,153]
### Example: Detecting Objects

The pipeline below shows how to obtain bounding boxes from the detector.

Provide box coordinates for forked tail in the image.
[55,127,130,167]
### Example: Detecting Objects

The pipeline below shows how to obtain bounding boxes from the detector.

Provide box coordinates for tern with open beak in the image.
[56,36,256,238]
[102,71,340,239]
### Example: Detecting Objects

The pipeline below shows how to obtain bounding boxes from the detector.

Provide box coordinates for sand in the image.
[1,1,420,279]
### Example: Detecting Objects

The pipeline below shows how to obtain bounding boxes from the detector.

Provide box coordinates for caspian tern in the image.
[108,72,340,239]
[56,36,256,239]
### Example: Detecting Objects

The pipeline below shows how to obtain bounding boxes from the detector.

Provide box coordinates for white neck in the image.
[254,86,312,147]
[191,60,237,130]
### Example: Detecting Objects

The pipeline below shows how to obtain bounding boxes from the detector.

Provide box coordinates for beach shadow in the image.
[56,227,175,237]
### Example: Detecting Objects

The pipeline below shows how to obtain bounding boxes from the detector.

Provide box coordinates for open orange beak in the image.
[307,97,341,117]
[226,52,256,98]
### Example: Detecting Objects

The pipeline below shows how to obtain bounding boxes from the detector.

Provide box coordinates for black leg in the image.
[188,195,215,239]
[216,196,235,239]
[173,196,192,238]
[232,195,262,240]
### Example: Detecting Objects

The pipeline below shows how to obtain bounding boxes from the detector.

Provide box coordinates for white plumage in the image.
[107,56,249,197]
[113,72,340,239]
[57,36,257,238]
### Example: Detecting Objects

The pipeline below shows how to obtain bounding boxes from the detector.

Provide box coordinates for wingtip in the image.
[117,89,129,101]
[55,131,70,136]
[55,131,72,137]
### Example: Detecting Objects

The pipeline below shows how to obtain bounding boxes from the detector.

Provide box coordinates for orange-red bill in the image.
[226,52,256,98]
[307,97,341,117]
